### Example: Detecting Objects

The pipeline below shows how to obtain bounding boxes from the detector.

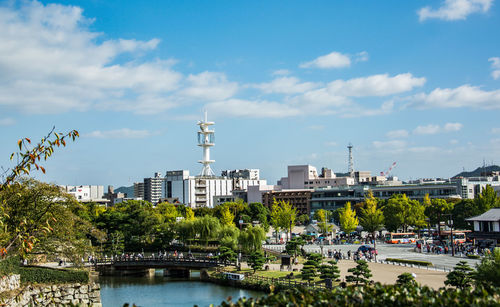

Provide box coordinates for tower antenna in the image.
[348,143,354,177]
[197,111,215,177]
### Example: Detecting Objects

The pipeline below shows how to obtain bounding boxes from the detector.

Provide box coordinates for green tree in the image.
[445,261,474,290]
[301,253,322,282]
[218,225,240,250]
[319,260,340,281]
[238,225,266,253]
[475,185,499,213]
[384,194,425,232]
[424,198,454,234]
[156,202,180,224]
[346,260,372,286]
[315,209,333,236]
[220,205,235,226]
[297,214,310,225]
[359,193,384,254]
[270,200,282,243]
[245,202,270,230]
[285,237,305,259]
[396,272,417,287]
[339,202,358,234]
[215,246,237,265]
[473,247,500,291]
[184,207,195,221]
[248,250,266,273]
[0,179,98,263]
[452,199,477,230]
[175,219,196,245]
[194,215,221,245]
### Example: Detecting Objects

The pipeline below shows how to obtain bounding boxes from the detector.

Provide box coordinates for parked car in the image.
[357,245,375,253]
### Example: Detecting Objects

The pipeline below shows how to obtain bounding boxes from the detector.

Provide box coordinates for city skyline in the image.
[1,0,500,187]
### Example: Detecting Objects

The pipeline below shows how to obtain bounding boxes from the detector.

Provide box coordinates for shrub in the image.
[467,254,480,259]
[0,256,88,284]
[385,258,433,266]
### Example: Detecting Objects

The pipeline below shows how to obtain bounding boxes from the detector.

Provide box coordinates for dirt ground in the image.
[245,260,447,289]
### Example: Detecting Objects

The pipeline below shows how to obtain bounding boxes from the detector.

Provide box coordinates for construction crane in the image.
[380,162,397,177]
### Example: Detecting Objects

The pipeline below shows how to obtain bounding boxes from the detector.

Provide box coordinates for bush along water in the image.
[217,283,500,307]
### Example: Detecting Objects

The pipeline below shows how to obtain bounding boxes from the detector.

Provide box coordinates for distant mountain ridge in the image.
[115,185,134,197]
[453,165,500,178]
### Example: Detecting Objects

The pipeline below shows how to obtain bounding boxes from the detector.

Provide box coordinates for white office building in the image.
[60,185,106,203]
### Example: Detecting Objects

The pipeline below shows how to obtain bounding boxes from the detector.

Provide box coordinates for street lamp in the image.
[443,214,455,257]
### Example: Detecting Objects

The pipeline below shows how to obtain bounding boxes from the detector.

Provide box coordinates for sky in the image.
[1,0,500,187]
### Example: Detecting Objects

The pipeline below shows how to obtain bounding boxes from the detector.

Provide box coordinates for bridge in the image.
[93,256,235,277]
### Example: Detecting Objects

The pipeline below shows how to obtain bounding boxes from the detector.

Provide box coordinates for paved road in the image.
[263,242,481,270]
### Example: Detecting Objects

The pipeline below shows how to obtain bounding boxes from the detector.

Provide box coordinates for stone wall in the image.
[0,274,20,293]
[0,279,102,307]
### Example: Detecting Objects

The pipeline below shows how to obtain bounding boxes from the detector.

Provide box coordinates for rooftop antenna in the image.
[348,143,354,177]
[197,110,215,177]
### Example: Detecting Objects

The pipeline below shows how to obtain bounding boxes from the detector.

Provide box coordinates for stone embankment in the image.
[0,274,102,306]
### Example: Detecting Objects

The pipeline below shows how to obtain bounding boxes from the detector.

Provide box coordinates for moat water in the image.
[99,271,264,307]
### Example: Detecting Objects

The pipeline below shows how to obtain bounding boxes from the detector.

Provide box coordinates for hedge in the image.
[0,256,88,284]
[385,258,433,267]
[467,254,481,259]
[217,284,500,306]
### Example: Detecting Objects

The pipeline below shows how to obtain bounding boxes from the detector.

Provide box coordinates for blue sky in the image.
[1,0,500,187]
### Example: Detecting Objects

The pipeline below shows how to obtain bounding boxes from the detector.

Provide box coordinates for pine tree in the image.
[445,261,474,290]
[319,260,340,281]
[301,253,322,282]
[248,250,266,273]
[396,272,417,287]
[215,246,237,265]
[346,260,372,285]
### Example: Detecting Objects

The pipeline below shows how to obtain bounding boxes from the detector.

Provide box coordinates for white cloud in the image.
[355,51,369,62]
[340,100,394,118]
[0,1,183,114]
[386,129,409,139]
[414,124,441,135]
[418,0,493,21]
[254,77,319,94]
[489,57,500,80]
[272,69,291,76]
[327,73,426,97]
[182,71,238,101]
[308,125,325,131]
[444,122,463,132]
[300,51,351,69]
[84,128,153,139]
[409,85,500,109]
[450,139,459,144]
[0,118,15,126]
[414,122,463,134]
[206,99,301,118]
[491,127,500,134]
[407,146,440,153]
[324,141,337,146]
[372,140,407,150]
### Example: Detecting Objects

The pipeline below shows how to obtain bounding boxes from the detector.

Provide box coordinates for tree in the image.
[1,127,79,191]
[155,202,180,224]
[218,225,240,250]
[445,261,474,290]
[184,207,195,221]
[194,215,221,245]
[319,260,340,282]
[297,214,310,225]
[384,194,425,232]
[424,198,454,234]
[270,200,282,243]
[301,253,322,282]
[452,199,477,230]
[315,209,333,236]
[475,185,500,213]
[346,260,372,285]
[285,237,305,259]
[0,127,79,257]
[248,250,266,273]
[473,247,500,291]
[339,202,358,234]
[396,273,417,287]
[270,199,297,242]
[215,246,237,265]
[220,205,235,226]
[238,225,266,253]
[359,193,384,255]
[0,179,98,263]
[245,202,270,230]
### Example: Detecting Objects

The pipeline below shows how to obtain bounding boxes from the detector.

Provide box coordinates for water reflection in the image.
[99,271,263,307]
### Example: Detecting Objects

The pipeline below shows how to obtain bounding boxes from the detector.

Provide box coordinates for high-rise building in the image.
[133,182,144,199]
[144,172,164,204]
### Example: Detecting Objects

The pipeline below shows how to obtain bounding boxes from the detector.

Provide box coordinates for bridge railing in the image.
[93,255,236,267]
